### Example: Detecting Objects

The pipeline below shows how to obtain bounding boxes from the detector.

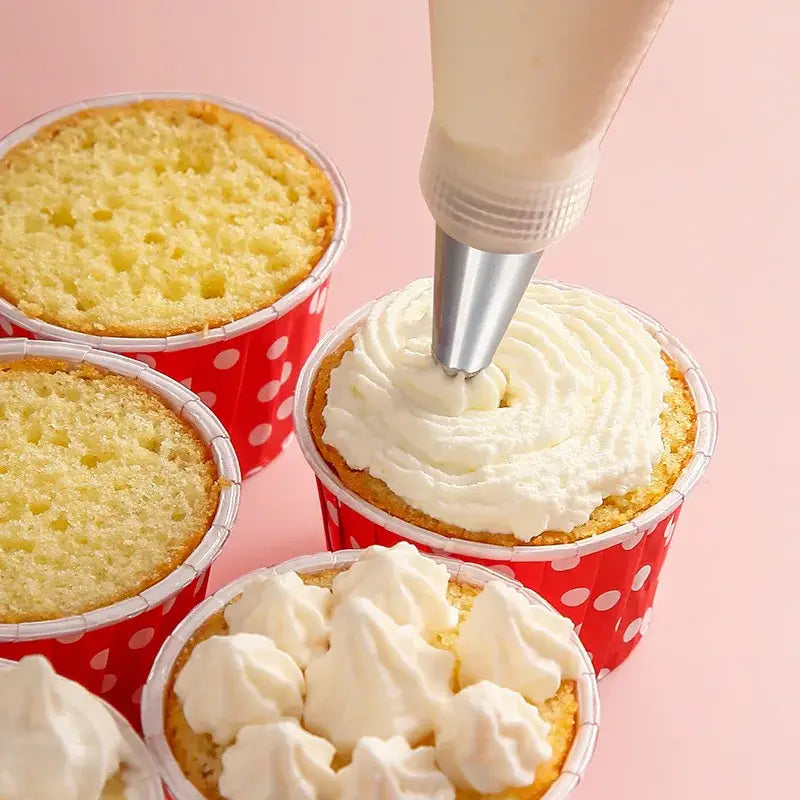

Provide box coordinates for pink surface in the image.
[0,1,792,796]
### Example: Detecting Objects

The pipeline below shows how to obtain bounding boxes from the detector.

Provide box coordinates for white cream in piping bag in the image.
[322,278,669,541]
[0,655,126,800]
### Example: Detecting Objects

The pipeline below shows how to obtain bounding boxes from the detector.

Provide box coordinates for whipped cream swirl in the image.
[435,681,552,793]
[304,597,454,752]
[456,580,581,703]
[174,633,304,745]
[225,571,332,668]
[219,721,337,800]
[332,543,458,638]
[338,736,455,800]
[322,278,669,540]
[0,655,125,800]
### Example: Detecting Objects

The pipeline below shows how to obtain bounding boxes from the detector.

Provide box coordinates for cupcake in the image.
[0,339,240,725]
[0,92,350,475]
[142,544,598,800]
[0,655,163,799]
[295,277,717,673]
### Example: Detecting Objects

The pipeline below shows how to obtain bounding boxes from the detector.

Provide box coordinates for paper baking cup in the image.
[0,91,351,478]
[294,278,718,676]
[142,549,599,800]
[0,657,165,799]
[0,339,241,727]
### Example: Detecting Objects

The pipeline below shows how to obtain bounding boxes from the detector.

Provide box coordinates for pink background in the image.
[0,1,793,796]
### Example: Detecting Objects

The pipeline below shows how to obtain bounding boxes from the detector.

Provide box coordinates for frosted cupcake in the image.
[142,544,598,799]
[0,655,163,799]
[295,278,716,673]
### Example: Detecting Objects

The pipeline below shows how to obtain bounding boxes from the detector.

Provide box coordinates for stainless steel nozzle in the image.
[432,226,542,377]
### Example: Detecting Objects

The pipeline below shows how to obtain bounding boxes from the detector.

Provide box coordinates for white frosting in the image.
[331,543,458,637]
[435,681,552,794]
[225,571,332,668]
[0,655,124,800]
[219,721,337,800]
[322,278,669,541]
[456,580,581,703]
[174,633,304,745]
[338,736,455,800]
[303,597,455,752]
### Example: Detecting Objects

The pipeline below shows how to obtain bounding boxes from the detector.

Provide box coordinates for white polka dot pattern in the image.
[213,348,240,370]
[632,564,651,591]
[128,628,155,650]
[280,362,293,383]
[258,380,281,403]
[56,632,84,645]
[0,318,13,335]
[326,500,339,525]
[276,396,294,420]
[90,649,109,671]
[593,590,621,612]
[622,617,643,643]
[131,686,143,705]
[267,336,289,360]
[621,528,645,551]
[101,674,117,693]
[641,607,654,636]
[551,555,580,571]
[197,391,216,408]
[248,423,272,446]
[560,587,590,607]
[489,564,516,580]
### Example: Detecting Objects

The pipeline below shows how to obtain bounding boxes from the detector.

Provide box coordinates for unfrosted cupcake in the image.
[0,98,335,337]
[145,543,598,800]
[307,278,696,548]
[0,655,163,799]
[0,93,348,477]
[0,356,220,623]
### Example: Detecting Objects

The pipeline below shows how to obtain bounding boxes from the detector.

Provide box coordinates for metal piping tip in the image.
[432,226,542,377]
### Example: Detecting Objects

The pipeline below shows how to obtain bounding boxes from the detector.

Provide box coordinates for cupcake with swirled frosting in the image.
[307,278,696,545]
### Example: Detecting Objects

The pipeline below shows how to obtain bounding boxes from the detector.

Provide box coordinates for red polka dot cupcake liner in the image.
[294,279,718,676]
[0,657,165,798]
[0,92,351,478]
[0,339,241,728]
[141,549,599,800]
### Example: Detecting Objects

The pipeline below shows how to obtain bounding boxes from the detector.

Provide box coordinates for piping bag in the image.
[420,0,674,376]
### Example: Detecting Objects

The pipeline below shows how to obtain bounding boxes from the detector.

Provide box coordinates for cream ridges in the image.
[322,278,670,541]
[435,681,552,794]
[456,580,581,703]
[174,633,304,745]
[0,656,125,800]
[331,542,458,637]
[219,721,337,800]
[225,571,332,668]
[303,597,455,752]
[338,736,455,800]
